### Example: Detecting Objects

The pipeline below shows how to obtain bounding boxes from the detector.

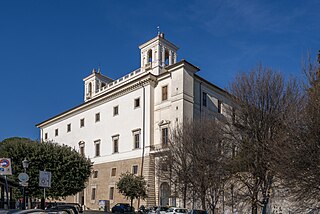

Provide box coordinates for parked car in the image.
[189,210,206,214]
[156,206,168,214]
[4,209,46,214]
[166,207,188,214]
[146,206,158,214]
[111,203,134,213]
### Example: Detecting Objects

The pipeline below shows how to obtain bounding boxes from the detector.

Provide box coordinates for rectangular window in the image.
[202,92,207,107]
[162,86,168,101]
[134,133,140,149]
[95,140,100,157]
[91,188,96,200]
[113,106,119,116]
[80,118,85,128]
[55,129,59,137]
[111,168,116,177]
[132,165,138,175]
[109,187,114,200]
[134,98,140,108]
[218,100,222,113]
[162,127,168,145]
[93,170,98,178]
[44,133,48,140]
[67,124,71,132]
[95,113,100,122]
[113,138,119,153]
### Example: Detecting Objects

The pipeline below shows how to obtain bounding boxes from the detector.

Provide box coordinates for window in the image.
[202,92,207,107]
[162,86,168,101]
[95,113,100,122]
[95,140,100,157]
[162,127,168,145]
[147,49,152,63]
[91,187,96,200]
[112,135,119,153]
[113,106,119,116]
[79,141,85,156]
[218,100,222,113]
[44,133,48,140]
[132,129,141,149]
[55,129,59,137]
[109,187,114,200]
[93,170,98,178]
[67,124,71,132]
[134,98,140,108]
[132,165,138,175]
[80,118,85,128]
[134,133,140,149]
[111,168,116,177]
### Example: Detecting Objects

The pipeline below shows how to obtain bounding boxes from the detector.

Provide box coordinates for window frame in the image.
[67,123,71,133]
[202,92,207,107]
[111,168,116,177]
[91,187,96,201]
[113,106,119,116]
[94,140,101,157]
[132,165,138,175]
[112,135,119,153]
[80,118,85,128]
[93,170,98,178]
[134,97,140,108]
[55,128,59,137]
[109,187,115,200]
[95,113,100,123]
[162,127,169,145]
[162,85,168,101]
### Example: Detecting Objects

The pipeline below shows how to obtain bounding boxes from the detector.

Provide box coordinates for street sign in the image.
[39,171,51,188]
[0,158,12,175]
[19,182,28,187]
[18,173,29,182]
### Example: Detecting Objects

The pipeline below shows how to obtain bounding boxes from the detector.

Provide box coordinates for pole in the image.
[4,176,9,209]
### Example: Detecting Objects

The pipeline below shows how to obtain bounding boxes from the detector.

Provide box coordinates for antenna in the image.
[157,26,160,35]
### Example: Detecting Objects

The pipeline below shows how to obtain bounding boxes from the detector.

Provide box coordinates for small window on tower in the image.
[147,49,152,63]
[165,49,169,65]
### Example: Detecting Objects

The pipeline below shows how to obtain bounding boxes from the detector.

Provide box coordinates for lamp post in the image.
[22,158,29,210]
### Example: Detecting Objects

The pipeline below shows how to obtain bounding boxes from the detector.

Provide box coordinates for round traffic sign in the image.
[0,159,10,168]
[18,173,29,182]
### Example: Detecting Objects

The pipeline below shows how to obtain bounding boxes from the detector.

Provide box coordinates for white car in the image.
[166,207,188,214]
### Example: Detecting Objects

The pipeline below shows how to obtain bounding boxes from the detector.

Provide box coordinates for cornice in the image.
[36,73,157,128]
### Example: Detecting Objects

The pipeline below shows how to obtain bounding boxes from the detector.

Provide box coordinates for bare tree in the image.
[156,119,229,213]
[278,52,320,211]
[223,65,302,214]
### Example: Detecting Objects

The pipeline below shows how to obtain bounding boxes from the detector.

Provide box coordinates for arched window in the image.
[88,82,92,96]
[160,182,170,206]
[165,49,169,65]
[79,141,85,156]
[147,49,152,63]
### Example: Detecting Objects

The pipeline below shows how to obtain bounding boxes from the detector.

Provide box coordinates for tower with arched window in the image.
[139,33,178,75]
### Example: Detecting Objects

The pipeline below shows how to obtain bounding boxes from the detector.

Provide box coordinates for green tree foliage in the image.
[0,137,92,199]
[116,172,147,209]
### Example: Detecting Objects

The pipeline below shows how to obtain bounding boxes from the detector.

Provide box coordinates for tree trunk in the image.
[130,198,133,213]
[183,183,187,208]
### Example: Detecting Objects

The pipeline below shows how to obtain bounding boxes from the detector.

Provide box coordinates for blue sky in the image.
[0,0,319,141]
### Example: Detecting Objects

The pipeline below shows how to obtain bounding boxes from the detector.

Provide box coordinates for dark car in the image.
[189,210,206,214]
[111,203,134,213]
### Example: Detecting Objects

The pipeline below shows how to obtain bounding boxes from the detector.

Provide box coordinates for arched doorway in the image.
[160,182,170,206]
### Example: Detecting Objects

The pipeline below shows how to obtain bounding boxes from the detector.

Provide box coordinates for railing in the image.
[93,68,143,97]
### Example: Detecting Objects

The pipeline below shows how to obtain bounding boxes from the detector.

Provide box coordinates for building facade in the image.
[36,33,230,210]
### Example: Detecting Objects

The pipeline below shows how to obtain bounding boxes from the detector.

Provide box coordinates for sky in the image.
[0,0,319,141]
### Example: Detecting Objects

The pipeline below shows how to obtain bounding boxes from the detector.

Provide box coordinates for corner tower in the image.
[139,33,178,75]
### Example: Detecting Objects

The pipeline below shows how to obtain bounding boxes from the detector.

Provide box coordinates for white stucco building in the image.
[36,33,230,210]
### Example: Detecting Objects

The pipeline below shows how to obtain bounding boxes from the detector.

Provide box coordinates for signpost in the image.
[39,170,52,209]
[0,158,12,175]
[0,158,12,209]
